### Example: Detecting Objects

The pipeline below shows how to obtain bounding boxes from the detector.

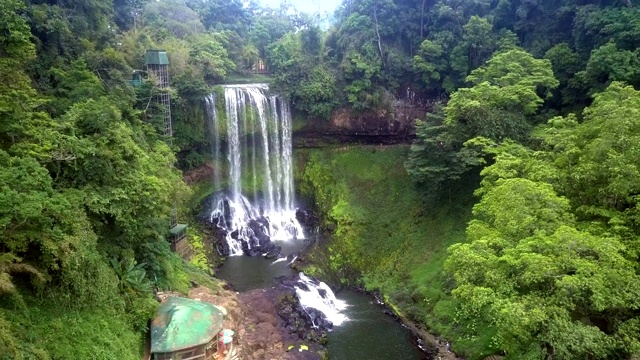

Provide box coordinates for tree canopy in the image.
[444,83,640,358]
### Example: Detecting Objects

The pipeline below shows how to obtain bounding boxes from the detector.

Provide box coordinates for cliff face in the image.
[293,99,430,148]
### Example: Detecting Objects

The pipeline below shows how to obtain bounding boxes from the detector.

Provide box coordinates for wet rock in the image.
[317,288,327,298]
[324,222,336,232]
[215,237,230,257]
[272,274,334,344]
[247,219,270,244]
[239,288,323,360]
[243,246,262,257]
[295,208,319,231]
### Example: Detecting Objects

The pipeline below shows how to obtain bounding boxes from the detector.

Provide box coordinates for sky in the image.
[259,0,342,14]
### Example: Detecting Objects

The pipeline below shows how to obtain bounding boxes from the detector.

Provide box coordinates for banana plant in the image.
[110,257,153,296]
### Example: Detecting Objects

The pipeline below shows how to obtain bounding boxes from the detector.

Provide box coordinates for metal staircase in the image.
[144,50,190,259]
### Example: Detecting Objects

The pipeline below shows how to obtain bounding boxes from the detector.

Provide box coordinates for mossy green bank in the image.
[296,146,496,359]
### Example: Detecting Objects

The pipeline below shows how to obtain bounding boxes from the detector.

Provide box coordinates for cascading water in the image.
[295,273,348,327]
[207,86,428,360]
[205,84,303,257]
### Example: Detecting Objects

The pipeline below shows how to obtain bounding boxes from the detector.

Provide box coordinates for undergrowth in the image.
[0,299,142,360]
[297,146,497,359]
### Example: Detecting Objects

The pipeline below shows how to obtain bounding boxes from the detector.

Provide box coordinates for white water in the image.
[295,273,349,327]
[205,84,303,255]
[270,257,288,265]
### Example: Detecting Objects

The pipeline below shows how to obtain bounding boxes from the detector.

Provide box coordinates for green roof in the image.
[169,223,188,235]
[145,50,169,65]
[151,297,224,353]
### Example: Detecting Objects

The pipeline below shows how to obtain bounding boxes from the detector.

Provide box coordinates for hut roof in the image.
[151,297,224,353]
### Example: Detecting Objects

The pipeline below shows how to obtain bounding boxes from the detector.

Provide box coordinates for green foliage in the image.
[544,43,582,86]
[448,49,558,123]
[111,258,153,296]
[582,42,640,93]
[188,33,236,81]
[0,0,223,357]
[0,302,142,360]
[142,0,204,38]
[263,0,640,117]
[412,40,446,92]
[4,0,640,358]
[408,48,558,194]
[249,10,294,58]
[448,177,640,358]
[0,253,44,296]
[186,0,250,35]
[267,31,338,119]
[300,146,494,357]
[405,106,478,196]
[342,46,384,111]
[537,83,640,250]
[445,82,640,358]
[573,5,640,56]
[295,66,339,119]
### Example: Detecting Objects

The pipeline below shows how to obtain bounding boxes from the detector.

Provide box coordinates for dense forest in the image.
[1,0,640,359]
[276,0,640,358]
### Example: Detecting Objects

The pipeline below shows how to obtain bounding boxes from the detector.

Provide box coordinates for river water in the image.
[215,239,426,360]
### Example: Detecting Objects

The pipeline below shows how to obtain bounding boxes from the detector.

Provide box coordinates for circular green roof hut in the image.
[151,297,225,360]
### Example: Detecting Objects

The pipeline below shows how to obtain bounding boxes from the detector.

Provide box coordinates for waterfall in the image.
[295,273,348,327]
[204,94,221,191]
[205,84,304,256]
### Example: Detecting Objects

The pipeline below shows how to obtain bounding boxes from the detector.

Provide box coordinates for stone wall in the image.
[293,98,437,148]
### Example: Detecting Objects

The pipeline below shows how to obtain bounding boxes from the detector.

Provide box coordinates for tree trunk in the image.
[420,0,426,38]
[372,2,385,68]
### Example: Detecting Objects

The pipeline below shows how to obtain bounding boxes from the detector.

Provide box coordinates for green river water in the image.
[215,240,426,360]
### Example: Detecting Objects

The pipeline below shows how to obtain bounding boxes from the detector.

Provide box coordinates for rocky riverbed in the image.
[179,278,329,360]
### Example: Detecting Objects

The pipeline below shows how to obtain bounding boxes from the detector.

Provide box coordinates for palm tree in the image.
[0,252,45,295]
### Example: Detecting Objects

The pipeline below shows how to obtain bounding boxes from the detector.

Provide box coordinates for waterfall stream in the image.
[205,84,302,256]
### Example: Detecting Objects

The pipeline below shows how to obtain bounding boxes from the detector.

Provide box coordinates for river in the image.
[215,239,426,360]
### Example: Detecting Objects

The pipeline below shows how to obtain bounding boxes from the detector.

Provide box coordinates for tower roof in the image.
[145,50,169,65]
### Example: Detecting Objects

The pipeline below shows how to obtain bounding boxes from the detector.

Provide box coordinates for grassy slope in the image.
[0,250,219,360]
[0,298,142,360]
[296,146,495,359]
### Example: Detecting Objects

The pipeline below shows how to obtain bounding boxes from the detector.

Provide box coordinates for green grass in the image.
[297,146,497,359]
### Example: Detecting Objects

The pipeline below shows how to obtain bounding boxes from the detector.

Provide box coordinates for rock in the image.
[215,239,230,257]
[295,208,319,231]
[263,244,281,259]
[324,222,336,232]
[244,247,262,257]
[239,288,323,360]
[247,219,270,245]
[252,349,264,358]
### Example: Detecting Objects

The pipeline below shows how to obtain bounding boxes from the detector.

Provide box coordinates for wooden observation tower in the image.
[144,50,191,258]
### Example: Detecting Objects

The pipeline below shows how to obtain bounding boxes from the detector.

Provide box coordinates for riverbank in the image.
[159,282,326,360]
[182,145,486,358]
[296,146,495,359]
